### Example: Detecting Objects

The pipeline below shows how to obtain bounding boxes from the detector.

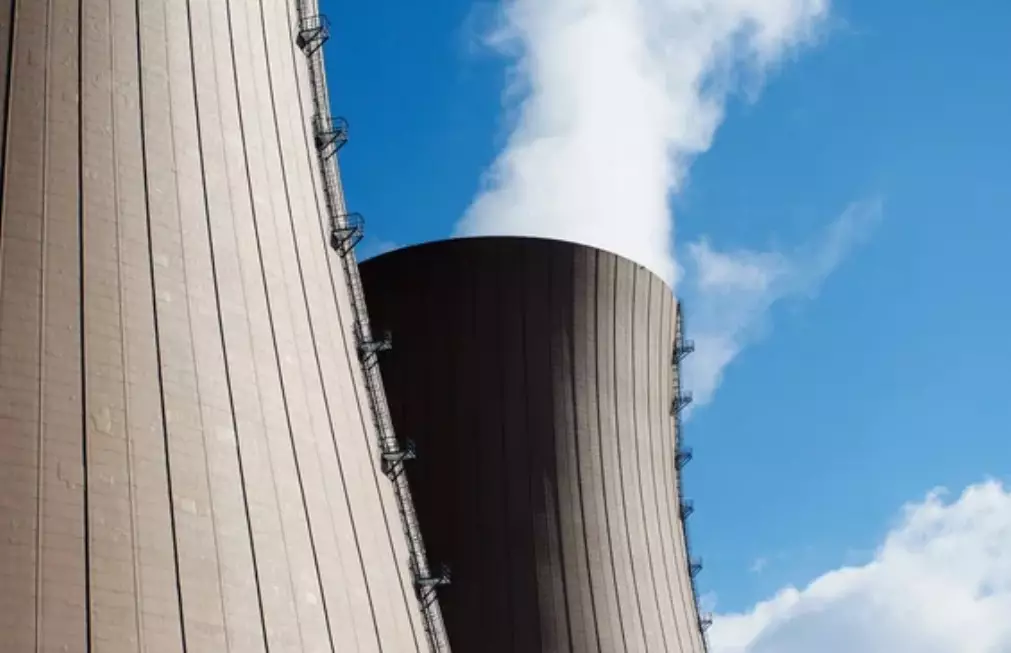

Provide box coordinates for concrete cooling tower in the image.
[0,0,447,651]
[361,237,709,653]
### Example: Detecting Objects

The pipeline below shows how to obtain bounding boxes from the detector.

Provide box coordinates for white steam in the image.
[457,0,830,285]
[682,198,883,407]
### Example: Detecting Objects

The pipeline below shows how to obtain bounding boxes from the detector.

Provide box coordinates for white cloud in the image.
[456,0,830,286]
[710,480,1011,653]
[681,197,882,407]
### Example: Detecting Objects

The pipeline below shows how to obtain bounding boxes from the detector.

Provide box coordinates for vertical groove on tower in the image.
[614,258,648,653]
[33,0,50,648]
[0,0,17,223]
[590,248,629,653]
[135,0,188,648]
[76,0,92,648]
[489,239,514,650]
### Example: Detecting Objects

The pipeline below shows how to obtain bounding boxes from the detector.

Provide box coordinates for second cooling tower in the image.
[361,237,707,653]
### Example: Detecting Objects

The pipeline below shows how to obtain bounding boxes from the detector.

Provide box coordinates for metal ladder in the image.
[292,4,451,651]
[671,303,712,649]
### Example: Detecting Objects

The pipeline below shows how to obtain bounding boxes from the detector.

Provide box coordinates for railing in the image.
[312,114,348,160]
[296,13,330,56]
[672,301,710,652]
[675,445,694,470]
[330,211,364,256]
[293,3,451,651]
[671,390,694,416]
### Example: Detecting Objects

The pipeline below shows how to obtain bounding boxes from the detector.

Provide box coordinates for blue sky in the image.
[321,0,1011,647]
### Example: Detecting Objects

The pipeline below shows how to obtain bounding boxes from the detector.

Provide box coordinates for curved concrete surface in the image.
[0,0,427,651]
[361,237,707,653]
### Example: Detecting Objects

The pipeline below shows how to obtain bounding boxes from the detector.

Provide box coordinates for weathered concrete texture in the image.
[0,0,425,651]
[361,237,707,653]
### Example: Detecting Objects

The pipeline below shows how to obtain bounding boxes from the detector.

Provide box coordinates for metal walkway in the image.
[292,5,451,651]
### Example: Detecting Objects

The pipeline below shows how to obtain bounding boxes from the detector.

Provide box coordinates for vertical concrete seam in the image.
[635,269,670,652]
[0,0,17,239]
[494,243,514,649]
[647,275,678,649]
[106,0,144,644]
[613,261,646,649]
[182,0,272,647]
[76,0,92,646]
[570,250,603,652]
[34,0,52,647]
[546,250,576,653]
[220,0,340,648]
[595,252,628,653]
[134,0,189,645]
[519,245,544,650]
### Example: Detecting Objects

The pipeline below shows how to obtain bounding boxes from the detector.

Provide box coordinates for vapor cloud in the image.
[457,0,830,285]
[709,480,1011,653]
[681,198,883,407]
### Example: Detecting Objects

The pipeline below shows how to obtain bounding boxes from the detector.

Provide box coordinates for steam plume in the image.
[457,0,830,285]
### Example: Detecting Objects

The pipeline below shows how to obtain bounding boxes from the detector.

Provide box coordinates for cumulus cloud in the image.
[710,480,1011,653]
[456,0,830,285]
[681,197,882,407]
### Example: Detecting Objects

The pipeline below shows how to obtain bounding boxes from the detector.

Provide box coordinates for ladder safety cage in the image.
[671,390,693,416]
[330,211,365,255]
[680,499,695,520]
[700,614,714,632]
[414,562,452,610]
[674,338,696,362]
[358,328,393,369]
[675,446,693,470]
[674,305,695,362]
[313,114,349,159]
[690,557,704,578]
[381,439,418,480]
[293,1,451,650]
[296,14,330,56]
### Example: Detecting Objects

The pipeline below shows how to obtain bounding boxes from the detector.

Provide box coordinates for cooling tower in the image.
[0,0,446,651]
[360,237,708,653]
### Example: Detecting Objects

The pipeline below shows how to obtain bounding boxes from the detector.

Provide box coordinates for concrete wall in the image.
[0,0,426,651]
[361,237,707,653]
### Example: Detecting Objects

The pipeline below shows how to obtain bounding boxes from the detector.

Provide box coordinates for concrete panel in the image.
[362,237,707,653]
[0,0,55,649]
[0,0,430,650]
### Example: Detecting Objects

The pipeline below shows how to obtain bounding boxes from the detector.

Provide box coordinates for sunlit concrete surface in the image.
[362,237,707,653]
[0,0,427,650]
